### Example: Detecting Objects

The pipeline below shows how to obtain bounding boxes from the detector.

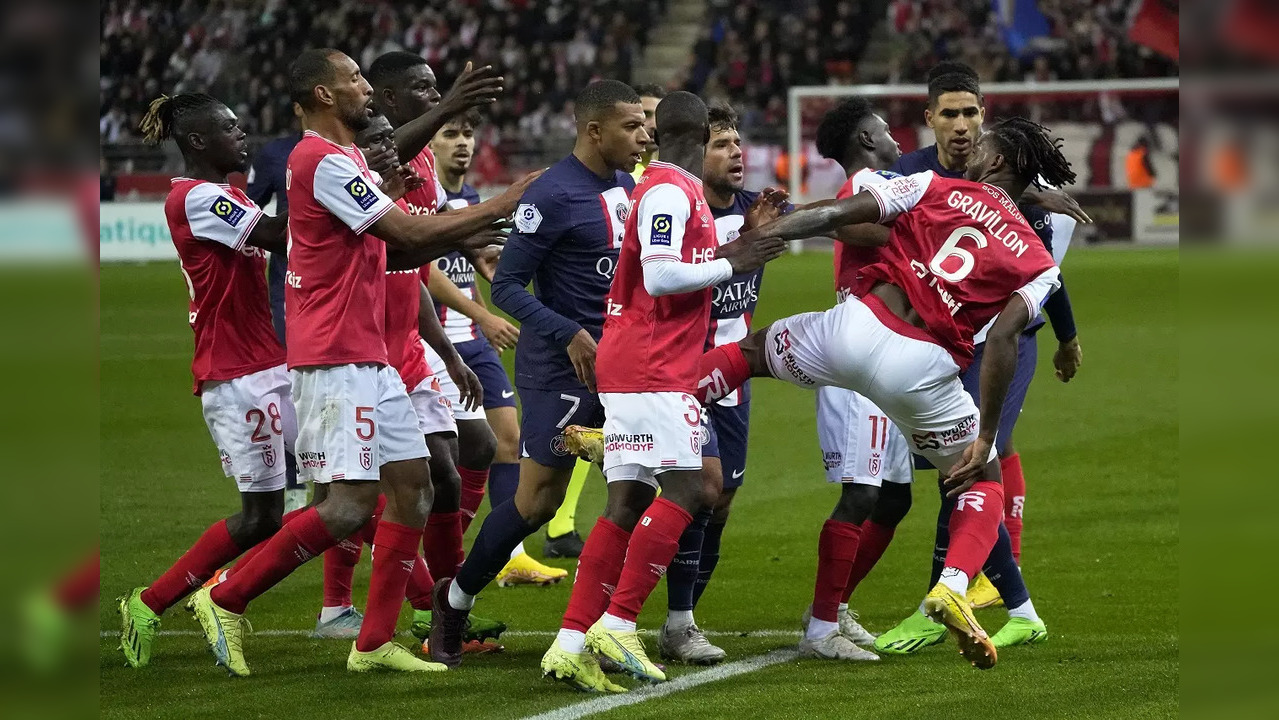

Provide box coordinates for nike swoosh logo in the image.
[501,390,515,398]
[731,469,745,478]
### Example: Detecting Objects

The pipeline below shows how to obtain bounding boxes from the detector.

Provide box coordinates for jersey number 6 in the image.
[929,226,988,283]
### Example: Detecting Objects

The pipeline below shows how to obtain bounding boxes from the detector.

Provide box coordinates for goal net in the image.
[777,79,1179,249]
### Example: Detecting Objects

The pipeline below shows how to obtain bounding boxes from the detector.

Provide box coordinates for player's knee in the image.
[832,483,878,524]
[699,469,724,513]
[603,484,657,531]
[457,420,497,470]
[711,487,737,524]
[872,483,912,527]
[517,475,567,527]
[239,506,282,543]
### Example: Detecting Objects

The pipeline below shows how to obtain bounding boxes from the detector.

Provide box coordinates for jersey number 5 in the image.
[929,226,988,283]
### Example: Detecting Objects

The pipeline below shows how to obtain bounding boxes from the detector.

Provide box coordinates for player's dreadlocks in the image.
[984,117,1077,190]
[139,93,221,147]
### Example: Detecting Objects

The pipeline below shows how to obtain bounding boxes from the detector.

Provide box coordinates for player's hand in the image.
[400,166,427,193]
[1025,187,1092,224]
[460,225,508,253]
[943,436,995,496]
[743,187,791,231]
[378,163,409,201]
[445,358,484,412]
[492,169,546,217]
[567,329,598,393]
[717,230,788,273]
[479,312,519,352]
[438,62,504,117]
[365,142,400,179]
[463,244,502,282]
[1053,336,1082,382]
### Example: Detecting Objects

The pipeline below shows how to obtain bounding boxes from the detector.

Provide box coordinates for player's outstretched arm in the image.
[1022,187,1092,224]
[394,63,504,164]
[743,190,884,245]
[377,170,540,266]
[418,281,483,411]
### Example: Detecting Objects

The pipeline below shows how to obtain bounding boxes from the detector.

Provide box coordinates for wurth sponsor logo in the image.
[299,451,327,470]
[782,351,814,386]
[956,491,986,512]
[604,433,655,453]
[822,451,843,471]
[912,415,977,451]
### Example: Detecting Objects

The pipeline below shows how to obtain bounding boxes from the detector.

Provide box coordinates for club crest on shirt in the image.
[210,197,246,227]
[615,202,629,224]
[651,214,673,245]
[345,177,378,211]
[515,203,542,233]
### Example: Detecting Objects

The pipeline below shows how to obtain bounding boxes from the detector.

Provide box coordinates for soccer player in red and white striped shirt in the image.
[117,93,293,669]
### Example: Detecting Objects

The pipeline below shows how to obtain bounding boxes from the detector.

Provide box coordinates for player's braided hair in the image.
[138,93,220,146]
[984,117,1077,189]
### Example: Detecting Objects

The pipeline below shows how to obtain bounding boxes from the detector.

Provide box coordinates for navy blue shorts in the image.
[702,402,750,489]
[517,384,604,469]
[455,339,516,410]
[915,332,1038,470]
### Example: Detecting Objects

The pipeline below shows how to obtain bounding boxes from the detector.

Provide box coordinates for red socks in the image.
[562,517,631,633]
[1000,454,1026,562]
[212,507,336,614]
[458,466,489,532]
[697,343,751,404]
[322,537,362,608]
[423,511,464,579]
[142,520,242,615]
[229,506,306,577]
[405,555,435,611]
[944,480,1005,577]
[55,550,100,612]
[842,520,895,603]
[607,498,693,623]
[813,519,862,622]
[355,520,423,652]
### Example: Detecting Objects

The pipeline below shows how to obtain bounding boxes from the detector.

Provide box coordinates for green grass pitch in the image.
[100,248,1177,719]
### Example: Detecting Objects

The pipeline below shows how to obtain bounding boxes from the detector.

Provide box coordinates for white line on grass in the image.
[520,649,800,720]
[101,628,800,639]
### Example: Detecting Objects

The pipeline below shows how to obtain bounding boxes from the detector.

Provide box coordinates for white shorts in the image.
[200,364,296,493]
[600,392,704,489]
[409,376,457,437]
[765,297,992,475]
[424,340,486,421]
[816,386,913,486]
[291,363,429,484]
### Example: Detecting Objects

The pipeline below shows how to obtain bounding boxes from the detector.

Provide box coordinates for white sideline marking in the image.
[101,628,801,639]
[521,649,799,720]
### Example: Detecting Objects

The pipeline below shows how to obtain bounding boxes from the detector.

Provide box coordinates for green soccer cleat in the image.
[585,621,666,684]
[347,641,448,672]
[186,586,250,677]
[873,610,948,655]
[991,617,1048,648]
[117,587,161,668]
[23,591,72,673]
[541,639,627,693]
[409,609,508,643]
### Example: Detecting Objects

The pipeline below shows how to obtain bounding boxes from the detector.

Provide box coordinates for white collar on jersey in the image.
[303,129,356,151]
[170,176,231,187]
[648,160,703,186]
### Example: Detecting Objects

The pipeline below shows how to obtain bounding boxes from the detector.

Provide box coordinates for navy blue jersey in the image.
[491,154,634,390]
[706,190,768,405]
[246,134,301,213]
[892,143,1054,335]
[434,183,486,343]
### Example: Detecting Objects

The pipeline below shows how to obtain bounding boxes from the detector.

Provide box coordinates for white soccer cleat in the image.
[801,605,878,647]
[658,623,726,665]
[798,630,880,661]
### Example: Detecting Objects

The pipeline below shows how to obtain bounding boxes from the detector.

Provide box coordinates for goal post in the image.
[784,78,1181,250]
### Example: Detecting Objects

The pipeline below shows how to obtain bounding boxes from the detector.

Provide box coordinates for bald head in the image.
[654,91,708,147]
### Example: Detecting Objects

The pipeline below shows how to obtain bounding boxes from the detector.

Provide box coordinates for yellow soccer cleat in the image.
[586,621,666,684]
[348,641,449,672]
[923,582,997,670]
[966,572,1004,609]
[541,638,627,693]
[496,552,568,587]
[186,587,251,677]
[563,425,605,466]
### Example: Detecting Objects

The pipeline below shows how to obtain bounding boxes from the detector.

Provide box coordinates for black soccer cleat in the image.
[543,530,585,559]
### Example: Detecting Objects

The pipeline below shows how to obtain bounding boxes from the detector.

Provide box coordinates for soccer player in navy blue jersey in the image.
[873,62,1082,653]
[430,80,651,662]
[658,104,790,665]
[425,112,568,586]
